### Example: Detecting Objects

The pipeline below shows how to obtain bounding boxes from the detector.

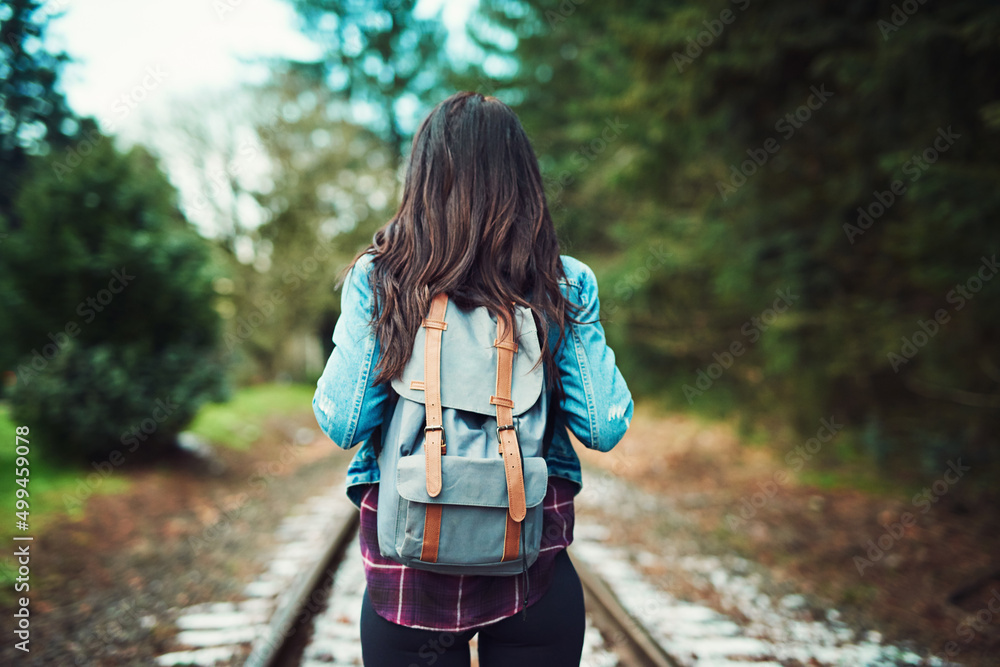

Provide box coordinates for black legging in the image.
[360,549,586,666]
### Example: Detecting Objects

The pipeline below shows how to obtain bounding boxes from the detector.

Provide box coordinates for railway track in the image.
[244,506,359,667]
[154,479,947,666]
[233,501,678,667]
[571,552,680,667]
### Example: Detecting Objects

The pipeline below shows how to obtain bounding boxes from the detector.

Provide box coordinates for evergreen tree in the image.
[0,0,81,219]
[284,0,449,168]
[472,0,1000,473]
[0,134,228,462]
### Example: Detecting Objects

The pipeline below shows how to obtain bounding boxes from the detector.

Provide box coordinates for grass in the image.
[633,389,930,501]
[0,383,316,600]
[0,404,135,601]
[796,462,916,498]
[186,382,315,449]
[1,402,133,521]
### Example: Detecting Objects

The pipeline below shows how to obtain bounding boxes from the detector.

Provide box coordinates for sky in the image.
[40,0,480,239]
[45,0,479,144]
[46,0,319,142]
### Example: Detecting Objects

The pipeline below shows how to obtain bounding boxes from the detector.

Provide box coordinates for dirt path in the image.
[3,405,997,665]
[576,406,1000,665]
[0,411,347,666]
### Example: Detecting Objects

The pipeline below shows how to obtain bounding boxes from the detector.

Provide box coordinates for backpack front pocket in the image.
[394,453,548,573]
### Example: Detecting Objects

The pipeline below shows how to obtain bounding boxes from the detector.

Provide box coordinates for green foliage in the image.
[473,0,1000,475]
[186,383,315,449]
[285,0,449,157]
[0,0,82,219]
[0,383,311,599]
[188,69,396,381]
[0,136,229,462]
[0,401,131,602]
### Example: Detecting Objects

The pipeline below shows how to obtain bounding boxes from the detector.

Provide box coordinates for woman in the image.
[313,91,633,666]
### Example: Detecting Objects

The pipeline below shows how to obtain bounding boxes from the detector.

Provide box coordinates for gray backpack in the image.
[376,293,549,576]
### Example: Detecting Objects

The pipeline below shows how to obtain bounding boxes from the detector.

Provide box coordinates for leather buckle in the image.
[496,423,516,445]
[425,425,446,452]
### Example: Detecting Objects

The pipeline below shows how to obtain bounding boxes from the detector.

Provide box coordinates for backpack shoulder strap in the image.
[422,293,448,498]
[492,315,527,524]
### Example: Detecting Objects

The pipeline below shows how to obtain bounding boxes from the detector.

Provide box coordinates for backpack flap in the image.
[391,304,543,416]
[395,453,549,509]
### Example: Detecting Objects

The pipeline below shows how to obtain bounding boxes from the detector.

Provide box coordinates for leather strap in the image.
[421,504,442,562]
[423,293,449,498]
[493,314,527,523]
[420,299,527,565]
[502,510,520,561]
[420,293,449,562]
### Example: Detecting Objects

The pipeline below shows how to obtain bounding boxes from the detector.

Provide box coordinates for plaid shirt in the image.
[358,476,577,631]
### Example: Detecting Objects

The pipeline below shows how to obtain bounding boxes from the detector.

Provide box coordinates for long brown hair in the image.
[350,91,576,387]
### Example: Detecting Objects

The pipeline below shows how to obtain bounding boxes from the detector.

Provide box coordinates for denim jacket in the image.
[312,253,634,508]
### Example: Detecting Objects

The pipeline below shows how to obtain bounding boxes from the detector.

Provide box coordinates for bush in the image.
[0,130,229,462]
[10,341,227,461]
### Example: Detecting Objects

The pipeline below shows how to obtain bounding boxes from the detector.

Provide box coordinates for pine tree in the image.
[1,136,228,462]
[0,0,80,220]
[471,0,1000,471]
